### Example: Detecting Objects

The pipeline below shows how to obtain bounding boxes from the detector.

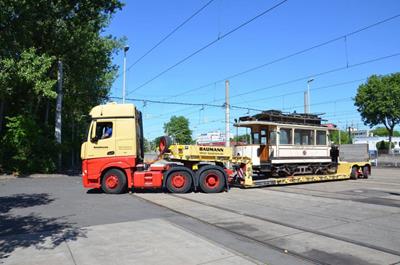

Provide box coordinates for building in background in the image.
[353,136,400,153]
[351,129,373,138]
[196,131,226,146]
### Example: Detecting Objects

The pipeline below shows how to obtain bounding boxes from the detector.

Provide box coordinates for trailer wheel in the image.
[362,166,369,179]
[350,166,358,180]
[166,170,192,193]
[198,167,225,193]
[101,169,127,194]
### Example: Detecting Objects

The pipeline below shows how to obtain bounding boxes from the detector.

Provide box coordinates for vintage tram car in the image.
[234,110,338,178]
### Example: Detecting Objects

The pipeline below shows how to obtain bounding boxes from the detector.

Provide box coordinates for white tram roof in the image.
[234,120,337,130]
[234,110,337,130]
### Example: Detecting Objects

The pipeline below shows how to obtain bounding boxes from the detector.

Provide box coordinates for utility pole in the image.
[122,45,129,103]
[304,91,308,113]
[55,60,63,171]
[225,80,230,147]
[305,78,314,113]
[348,126,352,143]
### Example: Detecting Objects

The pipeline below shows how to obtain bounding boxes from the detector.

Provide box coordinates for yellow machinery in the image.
[164,144,370,189]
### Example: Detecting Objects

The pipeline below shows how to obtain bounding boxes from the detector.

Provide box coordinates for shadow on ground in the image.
[0,193,86,259]
[86,188,165,194]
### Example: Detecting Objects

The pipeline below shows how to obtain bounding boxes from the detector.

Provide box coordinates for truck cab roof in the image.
[90,102,136,119]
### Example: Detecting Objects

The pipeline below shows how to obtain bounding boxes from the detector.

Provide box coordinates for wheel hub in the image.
[106,175,119,189]
[205,174,219,187]
[172,174,185,188]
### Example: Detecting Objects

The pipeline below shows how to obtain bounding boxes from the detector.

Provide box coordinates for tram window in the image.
[317,131,327,145]
[269,131,276,145]
[252,132,260,144]
[260,129,267,145]
[261,136,267,145]
[294,129,314,145]
[280,128,292,144]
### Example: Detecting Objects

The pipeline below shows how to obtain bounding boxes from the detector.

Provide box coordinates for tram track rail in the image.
[168,194,400,257]
[132,193,328,265]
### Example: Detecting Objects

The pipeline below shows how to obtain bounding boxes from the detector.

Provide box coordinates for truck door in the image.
[86,120,116,159]
[260,128,269,162]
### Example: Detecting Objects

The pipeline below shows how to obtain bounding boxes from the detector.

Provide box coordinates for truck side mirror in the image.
[90,136,98,143]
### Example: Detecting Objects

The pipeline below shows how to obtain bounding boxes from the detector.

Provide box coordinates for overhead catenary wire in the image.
[126,0,216,71]
[111,51,400,119]
[111,96,223,108]
[238,77,367,105]
[169,13,400,98]
[281,97,353,111]
[110,95,263,112]
[228,52,400,102]
[126,0,289,95]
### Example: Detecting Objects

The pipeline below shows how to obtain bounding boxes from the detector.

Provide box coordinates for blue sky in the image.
[105,0,400,140]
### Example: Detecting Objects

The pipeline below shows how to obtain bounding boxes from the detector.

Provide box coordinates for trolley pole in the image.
[225,80,230,147]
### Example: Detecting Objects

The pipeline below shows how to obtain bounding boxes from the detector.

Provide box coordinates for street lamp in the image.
[122,45,129,104]
[305,78,314,113]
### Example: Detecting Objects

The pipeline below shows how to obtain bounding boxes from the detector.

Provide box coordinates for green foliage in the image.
[232,134,250,143]
[1,115,56,173]
[0,0,124,173]
[376,140,394,151]
[329,130,352,144]
[0,48,57,99]
[143,138,151,153]
[151,136,163,152]
[354,73,400,135]
[163,116,193,144]
[371,127,400,137]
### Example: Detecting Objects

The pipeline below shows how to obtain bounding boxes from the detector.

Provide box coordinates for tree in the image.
[0,0,124,173]
[371,127,400,137]
[151,136,163,152]
[329,130,351,144]
[354,73,400,153]
[163,116,193,144]
[232,134,250,144]
[143,138,151,153]
[376,140,394,153]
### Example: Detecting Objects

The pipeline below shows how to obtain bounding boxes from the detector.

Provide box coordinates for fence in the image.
[371,153,400,167]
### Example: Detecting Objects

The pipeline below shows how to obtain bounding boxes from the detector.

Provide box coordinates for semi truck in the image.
[81,103,371,194]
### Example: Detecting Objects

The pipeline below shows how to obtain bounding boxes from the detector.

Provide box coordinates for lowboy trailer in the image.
[80,103,370,194]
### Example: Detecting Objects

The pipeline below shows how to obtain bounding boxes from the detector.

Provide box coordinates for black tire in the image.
[101,168,127,194]
[362,166,369,179]
[350,167,358,180]
[198,166,226,193]
[166,169,192,193]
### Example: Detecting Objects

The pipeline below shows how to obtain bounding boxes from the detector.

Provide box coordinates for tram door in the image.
[259,128,269,162]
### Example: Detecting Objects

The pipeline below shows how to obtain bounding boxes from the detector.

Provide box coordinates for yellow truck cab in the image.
[81,103,144,193]
[81,103,231,194]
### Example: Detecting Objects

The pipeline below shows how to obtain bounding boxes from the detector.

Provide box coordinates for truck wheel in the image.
[350,167,358,180]
[166,170,192,193]
[101,169,127,194]
[198,167,225,193]
[362,166,369,179]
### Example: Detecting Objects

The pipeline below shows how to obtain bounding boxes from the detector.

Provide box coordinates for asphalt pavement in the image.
[1,168,400,265]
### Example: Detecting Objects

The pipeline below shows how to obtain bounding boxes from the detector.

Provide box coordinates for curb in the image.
[0,174,80,180]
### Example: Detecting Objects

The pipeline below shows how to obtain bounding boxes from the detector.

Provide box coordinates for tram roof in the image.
[234,110,337,130]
